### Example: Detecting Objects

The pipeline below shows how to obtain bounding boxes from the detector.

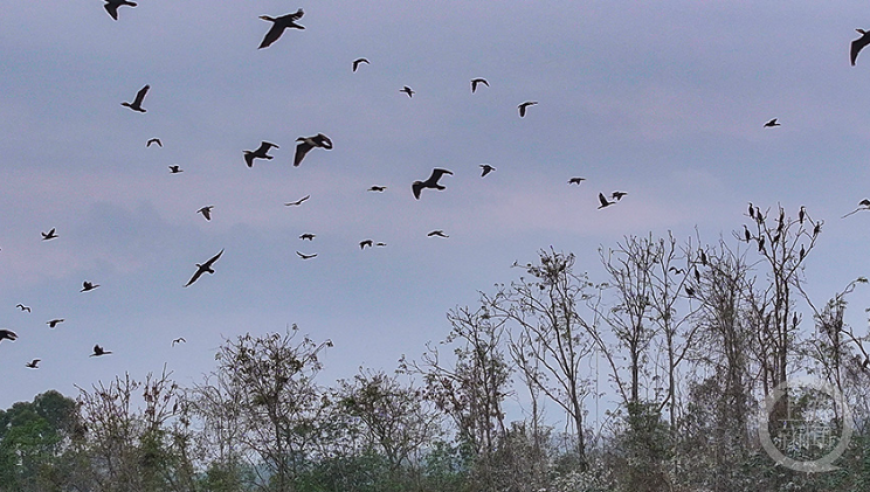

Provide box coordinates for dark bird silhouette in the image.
[16,304,31,313]
[172,337,186,346]
[42,228,58,240]
[428,230,449,238]
[25,359,40,369]
[744,225,751,242]
[685,286,696,297]
[852,29,870,65]
[668,266,684,274]
[376,242,387,247]
[568,177,586,185]
[46,319,64,328]
[296,251,317,259]
[285,195,310,206]
[748,202,755,219]
[763,118,780,128]
[480,164,496,177]
[360,239,373,249]
[299,233,315,240]
[597,193,615,209]
[368,186,387,192]
[400,86,415,97]
[471,78,489,93]
[412,168,453,199]
[146,138,162,147]
[0,330,17,343]
[80,281,100,292]
[814,222,822,237]
[294,133,333,166]
[169,165,183,174]
[352,58,369,72]
[184,250,223,287]
[611,191,627,200]
[842,200,870,218]
[244,141,279,168]
[104,0,136,20]
[90,345,112,357]
[758,236,766,253]
[800,244,806,261]
[799,206,806,224]
[518,101,537,117]
[121,85,149,113]
[258,9,305,49]
[699,250,708,266]
[694,268,701,283]
[197,206,214,221]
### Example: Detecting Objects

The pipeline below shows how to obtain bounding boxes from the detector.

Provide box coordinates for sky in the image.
[3,1,870,425]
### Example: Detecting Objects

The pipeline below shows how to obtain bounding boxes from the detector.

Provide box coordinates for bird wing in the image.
[201,208,211,220]
[852,33,870,65]
[257,141,278,153]
[598,193,609,208]
[427,168,453,185]
[412,181,423,199]
[244,152,255,167]
[282,8,304,22]
[104,3,119,20]
[133,85,149,106]
[259,22,285,49]
[294,141,313,166]
[184,267,205,287]
[201,249,224,269]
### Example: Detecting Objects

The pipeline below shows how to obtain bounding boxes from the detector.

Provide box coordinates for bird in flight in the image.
[400,86,415,98]
[763,118,780,128]
[258,9,305,49]
[47,319,64,328]
[471,78,489,93]
[0,330,17,343]
[81,281,100,292]
[121,85,149,113]
[295,134,333,166]
[285,195,310,206]
[169,165,183,174]
[852,29,870,66]
[611,191,628,200]
[16,304,31,313]
[172,337,186,346]
[368,186,387,192]
[104,0,136,20]
[480,164,496,177]
[352,58,370,72]
[428,230,449,238]
[597,193,616,209]
[146,138,162,148]
[90,345,112,357]
[568,177,586,185]
[296,251,317,260]
[360,239,373,249]
[376,242,387,247]
[197,206,214,221]
[244,141,279,168]
[412,168,453,199]
[42,228,58,240]
[184,249,224,287]
[299,233,315,241]
[25,359,40,369]
[518,101,537,117]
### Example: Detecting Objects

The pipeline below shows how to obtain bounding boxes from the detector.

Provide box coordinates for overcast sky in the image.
[2,2,870,423]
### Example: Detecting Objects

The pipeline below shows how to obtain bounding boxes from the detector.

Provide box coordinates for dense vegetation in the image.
[2,206,869,492]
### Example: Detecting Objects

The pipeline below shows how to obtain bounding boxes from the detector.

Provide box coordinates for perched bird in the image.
[352,58,370,72]
[296,251,317,259]
[763,118,780,128]
[299,233,315,240]
[480,164,496,177]
[842,200,870,218]
[518,101,538,117]
[428,230,449,238]
[285,195,310,206]
[412,168,453,199]
[0,330,17,343]
[42,228,58,240]
[121,85,149,113]
[294,133,333,166]
[568,177,586,185]
[172,337,186,346]
[184,249,224,287]
[146,138,162,147]
[16,304,31,313]
[597,193,615,209]
[400,86,415,97]
[80,281,100,292]
[685,286,696,297]
[90,345,112,357]
[360,239,373,249]
[744,225,751,242]
[258,9,305,49]
[169,165,183,174]
[799,206,806,224]
[46,319,64,328]
[244,141,279,168]
[104,0,136,20]
[611,191,627,200]
[852,29,870,66]
[197,206,214,221]
[25,359,40,369]
[748,202,755,219]
[368,186,387,192]
[471,78,489,93]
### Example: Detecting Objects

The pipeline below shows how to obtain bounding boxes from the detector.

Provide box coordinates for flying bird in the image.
[763,118,780,128]
[412,168,453,199]
[42,228,58,240]
[184,249,224,287]
[46,319,64,328]
[104,0,136,20]
[244,141,279,168]
[597,193,616,209]
[471,78,489,93]
[360,239,373,249]
[0,330,17,343]
[568,177,586,185]
[80,281,100,292]
[428,230,449,238]
[197,206,214,221]
[169,165,183,174]
[121,85,149,113]
[400,86,415,97]
[285,195,310,206]
[25,359,40,369]
[258,9,305,49]
[611,191,627,200]
[296,251,317,259]
[294,134,333,166]
[172,337,186,346]
[518,101,537,117]
[352,58,369,72]
[368,186,387,192]
[299,233,315,240]
[376,242,387,247]
[480,164,496,177]
[16,304,31,313]
[852,29,870,66]
[146,138,162,147]
[90,345,112,357]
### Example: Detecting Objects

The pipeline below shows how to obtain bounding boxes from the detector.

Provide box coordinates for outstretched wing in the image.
[259,22,284,49]
[133,85,149,106]
[852,32,870,66]
[201,249,224,270]
[427,168,453,185]
[295,141,313,166]
[104,3,119,20]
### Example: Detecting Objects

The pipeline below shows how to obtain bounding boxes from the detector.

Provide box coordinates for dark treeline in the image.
[2,205,870,492]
